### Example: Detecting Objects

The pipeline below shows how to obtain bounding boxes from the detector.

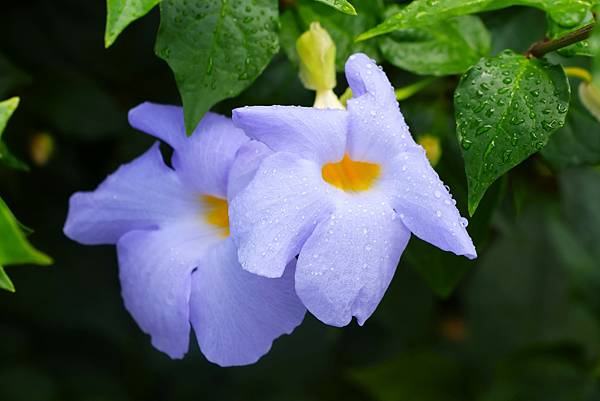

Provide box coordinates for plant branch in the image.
[527,22,596,58]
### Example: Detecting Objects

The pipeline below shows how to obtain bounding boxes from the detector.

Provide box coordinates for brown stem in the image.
[526,22,596,58]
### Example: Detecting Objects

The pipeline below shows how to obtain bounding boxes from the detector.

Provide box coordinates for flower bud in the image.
[296,22,336,92]
[296,22,343,109]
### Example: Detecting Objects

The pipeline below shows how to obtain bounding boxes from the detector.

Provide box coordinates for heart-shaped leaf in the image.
[156,0,279,134]
[454,51,570,215]
[105,0,161,48]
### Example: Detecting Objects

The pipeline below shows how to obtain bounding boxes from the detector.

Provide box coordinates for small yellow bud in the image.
[296,22,336,93]
[29,131,54,167]
[579,82,600,122]
[418,134,442,167]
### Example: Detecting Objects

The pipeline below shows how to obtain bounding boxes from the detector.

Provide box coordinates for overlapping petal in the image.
[64,144,196,245]
[295,195,410,326]
[129,102,249,197]
[227,140,273,200]
[233,106,347,163]
[117,220,221,359]
[345,53,416,162]
[190,239,306,366]
[230,152,335,278]
[383,146,476,259]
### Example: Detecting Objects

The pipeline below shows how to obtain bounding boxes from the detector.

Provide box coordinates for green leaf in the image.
[0,197,52,293]
[593,24,600,89]
[454,51,570,215]
[350,351,465,401]
[481,348,599,401]
[280,0,382,71]
[0,266,15,292]
[542,95,600,169]
[379,13,491,76]
[357,0,593,41]
[155,0,279,134]
[546,11,597,57]
[466,206,600,362]
[105,0,161,48]
[311,0,356,15]
[0,97,27,170]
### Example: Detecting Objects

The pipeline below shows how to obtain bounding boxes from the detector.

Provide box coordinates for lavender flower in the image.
[229,53,476,327]
[64,103,305,366]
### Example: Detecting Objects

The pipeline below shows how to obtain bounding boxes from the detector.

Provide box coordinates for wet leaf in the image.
[312,0,356,15]
[542,94,600,169]
[358,0,594,41]
[454,51,569,215]
[105,0,161,48]
[156,0,279,134]
[380,13,490,76]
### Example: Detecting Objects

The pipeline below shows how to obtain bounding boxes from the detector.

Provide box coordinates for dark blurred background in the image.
[2,1,600,400]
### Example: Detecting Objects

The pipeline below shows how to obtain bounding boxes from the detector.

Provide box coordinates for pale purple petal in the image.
[64,143,197,245]
[129,102,249,197]
[295,195,410,327]
[190,239,306,367]
[383,146,476,259]
[233,106,347,164]
[227,140,274,200]
[230,152,335,278]
[128,102,185,149]
[117,220,221,359]
[345,53,416,162]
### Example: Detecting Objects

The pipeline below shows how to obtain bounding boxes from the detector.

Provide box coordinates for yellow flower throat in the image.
[322,154,380,192]
[201,195,230,237]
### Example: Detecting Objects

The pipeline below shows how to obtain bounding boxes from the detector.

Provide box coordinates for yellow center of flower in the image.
[201,195,230,237]
[322,153,381,192]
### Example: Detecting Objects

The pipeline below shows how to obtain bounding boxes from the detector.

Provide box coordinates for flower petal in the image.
[230,152,334,278]
[233,106,347,163]
[190,239,306,367]
[117,221,221,359]
[227,140,273,200]
[383,146,476,259]
[295,195,410,327]
[129,103,249,197]
[128,102,186,148]
[345,53,416,162]
[64,143,196,245]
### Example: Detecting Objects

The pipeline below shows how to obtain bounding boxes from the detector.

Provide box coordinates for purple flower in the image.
[229,53,476,327]
[64,103,306,366]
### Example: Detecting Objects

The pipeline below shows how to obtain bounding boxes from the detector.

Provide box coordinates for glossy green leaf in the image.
[546,11,597,57]
[105,0,160,48]
[380,13,490,76]
[454,51,569,215]
[312,0,356,15]
[0,197,52,293]
[357,0,593,41]
[593,25,600,89]
[542,95,600,169]
[280,0,382,71]
[0,97,27,171]
[156,0,279,134]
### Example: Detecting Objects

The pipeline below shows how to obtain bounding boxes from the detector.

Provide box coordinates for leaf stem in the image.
[395,77,439,101]
[527,22,596,58]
